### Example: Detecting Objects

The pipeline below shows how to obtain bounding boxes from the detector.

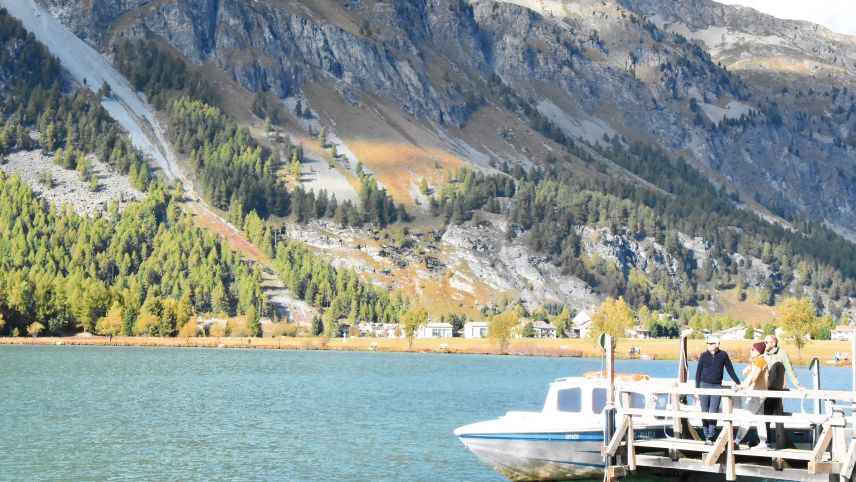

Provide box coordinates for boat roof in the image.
[550,376,681,388]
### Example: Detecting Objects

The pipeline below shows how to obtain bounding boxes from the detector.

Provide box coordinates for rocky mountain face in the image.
[621,0,856,77]
[619,0,856,236]
[39,0,856,237]
[28,0,856,315]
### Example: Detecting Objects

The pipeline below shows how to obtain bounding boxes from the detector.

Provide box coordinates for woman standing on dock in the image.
[734,342,769,449]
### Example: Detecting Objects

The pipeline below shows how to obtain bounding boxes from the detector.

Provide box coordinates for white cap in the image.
[706,336,720,344]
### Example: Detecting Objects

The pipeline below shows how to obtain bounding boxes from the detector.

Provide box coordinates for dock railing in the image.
[603,384,856,481]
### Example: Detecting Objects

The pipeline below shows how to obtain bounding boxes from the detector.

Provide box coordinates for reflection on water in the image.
[0,346,852,480]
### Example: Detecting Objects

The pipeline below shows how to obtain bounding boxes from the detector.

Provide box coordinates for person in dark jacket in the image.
[763,335,803,449]
[695,336,741,443]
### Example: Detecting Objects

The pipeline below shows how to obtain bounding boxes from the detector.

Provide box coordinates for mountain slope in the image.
[11,0,856,324]
[38,0,856,235]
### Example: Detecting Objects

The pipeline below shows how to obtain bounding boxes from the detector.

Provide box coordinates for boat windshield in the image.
[593,388,606,412]
[556,388,582,412]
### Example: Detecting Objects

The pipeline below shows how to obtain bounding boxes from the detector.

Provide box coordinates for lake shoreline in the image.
[1,336,851,365]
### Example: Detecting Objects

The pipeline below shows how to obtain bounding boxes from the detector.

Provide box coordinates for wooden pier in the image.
[599,335,856,481]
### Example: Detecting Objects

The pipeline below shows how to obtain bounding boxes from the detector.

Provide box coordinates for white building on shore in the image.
[417,322,453,339]
[572,310,593,339]
[463,321,489,339]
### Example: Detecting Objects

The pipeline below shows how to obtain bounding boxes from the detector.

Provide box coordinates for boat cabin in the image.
[542,373,672,415]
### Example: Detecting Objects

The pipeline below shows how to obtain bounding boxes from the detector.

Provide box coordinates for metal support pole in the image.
[604,335,617,472]
[678,335,688,402]
[810,357,822,444]
[852,327,856,437]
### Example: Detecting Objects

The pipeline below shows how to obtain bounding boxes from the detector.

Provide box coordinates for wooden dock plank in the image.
[634,438,715,452]
[733,448,829,461]
[633,454,834,482]
[634,440,826,461]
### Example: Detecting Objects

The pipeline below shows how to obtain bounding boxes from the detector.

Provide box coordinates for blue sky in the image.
[717,1,856,36]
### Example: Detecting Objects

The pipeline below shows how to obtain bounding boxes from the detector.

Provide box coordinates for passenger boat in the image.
[454,372,674,480]
[454,371,814,481]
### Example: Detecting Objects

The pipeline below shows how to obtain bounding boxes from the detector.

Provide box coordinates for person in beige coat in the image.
[734,342,769,449]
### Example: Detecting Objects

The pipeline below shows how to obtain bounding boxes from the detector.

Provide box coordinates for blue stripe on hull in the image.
[458,427,666,442]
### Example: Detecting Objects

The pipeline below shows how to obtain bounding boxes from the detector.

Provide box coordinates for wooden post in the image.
[675,335,688,440]
[604,335,617,475]
[674,336,702,442]
[810,358,822,444]
[723,396,735,481]
[626,414,636,471]
[670,391,682,461]
[607,335,615,406]
[852,327,855,437]
[841,440,856,480]
[620,392,636,471]
[831,410,847,477]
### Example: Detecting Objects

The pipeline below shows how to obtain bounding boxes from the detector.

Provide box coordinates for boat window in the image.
[556,388,582,412]
[653,394,670,410]
[592,388,607,413]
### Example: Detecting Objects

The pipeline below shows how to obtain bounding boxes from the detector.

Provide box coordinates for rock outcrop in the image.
[35,0,856,235]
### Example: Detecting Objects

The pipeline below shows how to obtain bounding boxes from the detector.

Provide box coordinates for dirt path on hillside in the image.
[184,202,317,326]
[185,203,266,261]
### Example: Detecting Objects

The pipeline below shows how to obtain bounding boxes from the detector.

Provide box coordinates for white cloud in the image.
[716,0,856,36]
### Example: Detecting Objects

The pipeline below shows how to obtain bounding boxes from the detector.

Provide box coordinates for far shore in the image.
[1,336,853,365]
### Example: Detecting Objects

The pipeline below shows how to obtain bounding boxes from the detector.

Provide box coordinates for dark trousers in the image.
[699,381,722,439]
[764,396,786,448]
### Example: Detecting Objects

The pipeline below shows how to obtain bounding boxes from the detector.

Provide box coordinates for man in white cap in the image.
[695,336,741,443]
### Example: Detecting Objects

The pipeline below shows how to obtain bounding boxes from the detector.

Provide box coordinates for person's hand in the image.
[733,384,742,391]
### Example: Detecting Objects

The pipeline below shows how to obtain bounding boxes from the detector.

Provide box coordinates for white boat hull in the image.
[455,416,669,481]
[457,431,606,481]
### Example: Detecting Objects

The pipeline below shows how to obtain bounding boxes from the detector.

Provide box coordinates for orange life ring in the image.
[583,371,650,382]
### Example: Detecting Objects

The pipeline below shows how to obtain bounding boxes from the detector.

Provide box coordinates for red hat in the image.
[752,341,766,354]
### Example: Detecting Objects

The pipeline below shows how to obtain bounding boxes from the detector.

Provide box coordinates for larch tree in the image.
[779,296,817,358]
[489,308,520,354]
[400,305,428,349]
[591,296,634,347]
[178,318,199,340]
[96,301,124,342]
[135,313,160,336]
[209,323,225,342]
[27,322,45,339]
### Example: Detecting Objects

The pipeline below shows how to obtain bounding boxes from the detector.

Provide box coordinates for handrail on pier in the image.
[599,334,856,481]
[613,383,856,403]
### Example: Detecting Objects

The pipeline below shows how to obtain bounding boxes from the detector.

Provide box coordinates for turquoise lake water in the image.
[1,345,853,481]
